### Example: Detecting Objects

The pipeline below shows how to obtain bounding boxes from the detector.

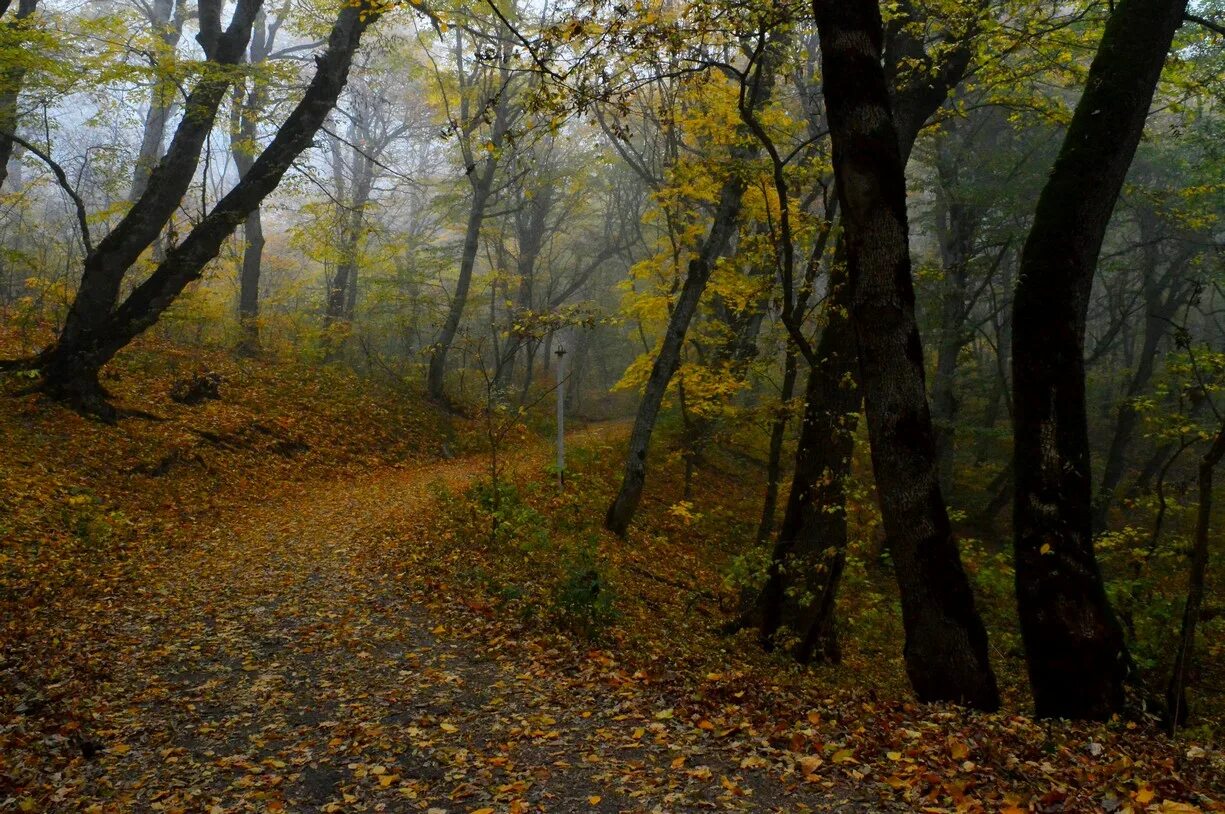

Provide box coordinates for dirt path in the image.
[41,425,880,813]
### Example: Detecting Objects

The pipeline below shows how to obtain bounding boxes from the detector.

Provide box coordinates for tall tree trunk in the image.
[751,0,985,669]
[753,247,859,664]
[815,0,998,709]
[755,346,798,544]
[130,0,186,201]
[603,179,752,536]
[0,0,39,193]
[1165,420,1225,731]
[33,0,380,416]
[428,163,496,399]
[232,7,276,353]
[929,134,979,490]
[1010,0,1185,719]
[604,45,780,536]
[1092,233,1192,529]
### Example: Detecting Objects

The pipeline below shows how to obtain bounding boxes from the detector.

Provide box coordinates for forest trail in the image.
[59,422,878,813]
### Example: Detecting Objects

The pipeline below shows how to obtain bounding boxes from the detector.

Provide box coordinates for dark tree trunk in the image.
[232,8,275,353]
[749,0,984,664]
[603,180,751,536]
[237,208,264,351]
[1092,233,1192,529]
[0,0,39,193]
[1165,422,1225,732]
[604,45,780,537]
[929,134,979,490]
[428,163,496,399]
[753,249,859,664]
[755,346,798,545]
[35,0,381,416]
[1010,0,1185,719]
[815,0,998,710]
[427,27,515,403]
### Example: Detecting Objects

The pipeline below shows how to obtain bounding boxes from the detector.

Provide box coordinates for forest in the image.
[0,0,1224,809]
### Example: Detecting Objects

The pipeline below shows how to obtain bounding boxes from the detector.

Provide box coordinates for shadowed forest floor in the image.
[2,338,1224,812]
[3,424,886,812]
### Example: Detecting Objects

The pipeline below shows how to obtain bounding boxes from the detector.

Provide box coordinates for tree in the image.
[426,9,522,402]
[604,31,783,536]
[1010,0,1188,719]
[752,0,986,667]
[814,0,998,709]
[4,0,387,419]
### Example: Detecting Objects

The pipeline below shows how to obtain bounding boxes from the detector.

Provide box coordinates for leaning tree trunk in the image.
[604,43,780,537]
[33,0,380,417]
[1010,0,1186,720]
[815,0,998,710]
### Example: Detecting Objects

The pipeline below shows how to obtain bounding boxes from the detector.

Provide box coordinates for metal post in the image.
[555,345,566,491]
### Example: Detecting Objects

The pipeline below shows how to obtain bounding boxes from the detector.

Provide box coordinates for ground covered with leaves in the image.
[2,336,1223,812]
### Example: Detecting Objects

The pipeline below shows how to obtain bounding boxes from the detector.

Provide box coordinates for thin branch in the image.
[2,131,92,253]
[1184,13,1225,37]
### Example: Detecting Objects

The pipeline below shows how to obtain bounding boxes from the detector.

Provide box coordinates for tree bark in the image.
[428,162,496,399]
[1010,0,1186,719]
[751,0,985,671]
[426,25,515,402]
[815,0,998,709]
[130,0,187,201]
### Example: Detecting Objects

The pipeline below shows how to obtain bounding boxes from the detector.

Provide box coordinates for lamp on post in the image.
[554,344,566,491]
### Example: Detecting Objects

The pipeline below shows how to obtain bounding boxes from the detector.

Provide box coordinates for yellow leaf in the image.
[886,751,902,761]
[1135,787,1156,805]
[831,748,854,764]
[440,722,458,733]
[470,809,494,814]
[588,795,602,804]
[654,709,674,720]
[1040,543,1053,555]
[671,755,686,769]
[950,740,970,760]
[111,743,131,754]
